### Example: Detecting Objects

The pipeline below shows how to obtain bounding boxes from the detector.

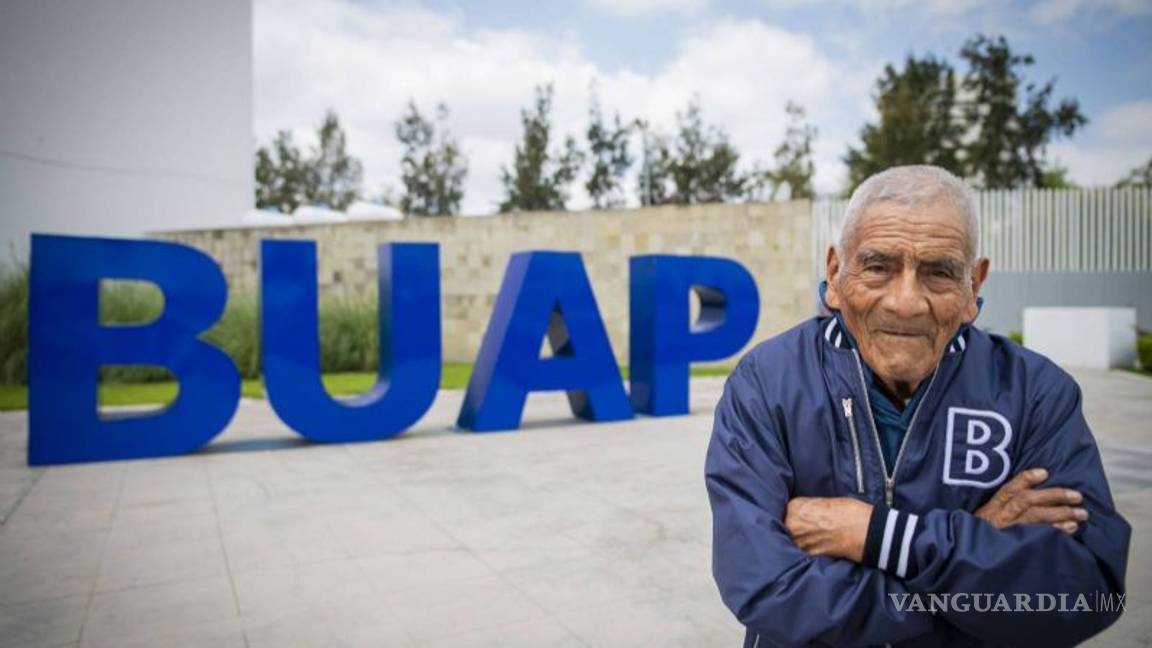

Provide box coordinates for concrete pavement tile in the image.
[95,533,229,592]
[3,488,118,536]
[557,594,743,648]
[0,594,87,648]
[0,478,37,525]
[220,507,460,575]
[106,499,218,546]
[0,529,106,605]
[421,619,586,648]
[498,547,674,615]
[80,619,248,648]
[82,575,238,645]
[31,464,125,497]
[430,509,589,554]
[356,547,495,593]
[232,558,375,617]
[380,575,548,642]
[558,501,674,550]
[117,460,212,508]
[242,599,415,648]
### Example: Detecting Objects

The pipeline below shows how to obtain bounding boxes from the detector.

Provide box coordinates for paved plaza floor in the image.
[0,370,1150,647]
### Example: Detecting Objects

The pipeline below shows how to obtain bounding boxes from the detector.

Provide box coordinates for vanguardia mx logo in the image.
[889,592,1127,613]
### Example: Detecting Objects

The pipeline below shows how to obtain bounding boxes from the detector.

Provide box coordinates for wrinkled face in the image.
[825,199,989,396]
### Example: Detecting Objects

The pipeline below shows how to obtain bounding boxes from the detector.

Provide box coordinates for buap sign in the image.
[28,234,760,465]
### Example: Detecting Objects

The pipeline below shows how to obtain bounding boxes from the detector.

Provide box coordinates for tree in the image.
[1116,157,1152,189]
[958,35,1087,189]
[664,100,746,205]
[395,101,468,216]
[253,110,364,213]
[308,110,363,211]
[636,119,672,207]
[499,84,584,213]
[844,36,1087,191]
[767,101,818,200]
[844,55,964,189]
[584,91,633,209]
[254,146,276,209]
[254,131,312,213]
[1038,161,1077,189]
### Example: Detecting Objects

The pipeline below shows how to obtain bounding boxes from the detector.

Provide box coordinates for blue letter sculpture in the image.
[457,251,632,431]
[28,235,240,465]
[261,241,441,442]
[629,255,758,416]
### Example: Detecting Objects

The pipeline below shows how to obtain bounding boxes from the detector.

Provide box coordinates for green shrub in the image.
[0,267,28,385]
[203,294,261,379]
[1008,331,1023,346]
[1138,334,1152,371]
[313,297,376,373]
[100,280,170,382]
[100,279,164,324]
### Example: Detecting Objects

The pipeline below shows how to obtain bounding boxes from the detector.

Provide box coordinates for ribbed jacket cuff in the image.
[862,505,920,578]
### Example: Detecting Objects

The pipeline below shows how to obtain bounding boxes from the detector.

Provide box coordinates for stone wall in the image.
[156,201,815,365]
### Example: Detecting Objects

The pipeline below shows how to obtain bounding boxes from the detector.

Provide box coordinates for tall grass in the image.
[0,267,28,385]
[315,297,381,373]
[203,293,261,379]
[99,280,170,381]
[0,267,383,385]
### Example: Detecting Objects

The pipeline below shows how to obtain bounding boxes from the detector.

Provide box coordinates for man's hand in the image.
[785,497,872,562]
[975,468,1087,534]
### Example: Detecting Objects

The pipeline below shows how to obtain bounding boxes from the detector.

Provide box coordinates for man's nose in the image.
[884,268,930,318]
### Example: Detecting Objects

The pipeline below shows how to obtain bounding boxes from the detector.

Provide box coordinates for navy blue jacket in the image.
[705,316,1130,647]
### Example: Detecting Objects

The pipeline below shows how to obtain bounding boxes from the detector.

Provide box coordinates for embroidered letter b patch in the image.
[943,407,1013,488]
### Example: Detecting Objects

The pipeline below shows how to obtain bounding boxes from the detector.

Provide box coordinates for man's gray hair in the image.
[839,165,980,263]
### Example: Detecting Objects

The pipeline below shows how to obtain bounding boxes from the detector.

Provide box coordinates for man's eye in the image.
[865,264,887,273]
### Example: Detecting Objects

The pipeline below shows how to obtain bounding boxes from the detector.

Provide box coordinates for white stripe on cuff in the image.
[896,513,918,578]
[878,510,899,571]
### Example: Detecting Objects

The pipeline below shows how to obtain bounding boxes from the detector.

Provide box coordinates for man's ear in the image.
[964,257,990,323]
[824,245,843,309]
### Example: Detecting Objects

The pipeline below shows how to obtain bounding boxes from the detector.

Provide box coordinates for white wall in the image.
[1023,307,1138,369]
[0,0,252,266]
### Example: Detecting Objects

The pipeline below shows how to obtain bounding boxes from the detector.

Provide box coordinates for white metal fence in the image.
[812,187,1152,277]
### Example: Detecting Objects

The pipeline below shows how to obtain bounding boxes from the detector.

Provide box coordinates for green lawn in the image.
[0,363,732,411]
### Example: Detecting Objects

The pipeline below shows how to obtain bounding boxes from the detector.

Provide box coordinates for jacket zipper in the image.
[841,398,865,494]
[850,349,940,507]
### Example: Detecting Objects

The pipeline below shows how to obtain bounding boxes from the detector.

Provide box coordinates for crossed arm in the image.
[785,467,1088,564]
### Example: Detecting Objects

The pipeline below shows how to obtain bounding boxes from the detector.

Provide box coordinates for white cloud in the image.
[1094,99,1152,142]
[1029,0,1152,25]
[591,18,873,195]
[255,0,861,213]
[256,0,593,213]
[584,0,707,18]
[1049,99,1152,186]
[760,0,991,16]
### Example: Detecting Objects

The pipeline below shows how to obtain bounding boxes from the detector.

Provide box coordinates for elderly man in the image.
[705,165,1130,647]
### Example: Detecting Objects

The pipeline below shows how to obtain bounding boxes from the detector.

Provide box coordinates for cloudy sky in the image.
[254,0,1152,214]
